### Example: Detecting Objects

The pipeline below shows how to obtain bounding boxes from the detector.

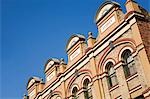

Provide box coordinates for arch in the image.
[26,76,42,89]
[81,75,92,88]
[98,38,136,74]
[106,62,118,88]
[71,86,78,99]
[47,90,62,99]
[66,34,85,51]
[102,58,116,73]
[83,78,90,87]
[118,46,134,61]
[67,69,92,95]
[44,58,60,72]
[95,1,120,23]
[71,84,80,94]
[82,77,93,99]
[120,48,136,78]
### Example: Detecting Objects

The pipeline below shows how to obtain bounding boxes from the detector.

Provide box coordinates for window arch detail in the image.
[121,49,136,78]
[83,78,92,99]
[106,62,118,88]
[72,87,78,99]
[118,46,134,61]
[103,58,116,73]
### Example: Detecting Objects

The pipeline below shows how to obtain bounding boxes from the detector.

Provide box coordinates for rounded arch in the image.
[66,34,85,51]
[95,1,120,23]
[102,58,116,73]
[71,84,80,94]
[67,69,92,96]
[26,76,42,89]
[78,69,93,77]
[71,85,79,98]
[47,90,62,99]
[81,75,92,88]
[118,46,134,61]
[98,38,136,74]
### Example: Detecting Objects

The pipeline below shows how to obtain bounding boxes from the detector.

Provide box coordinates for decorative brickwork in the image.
[137,19,150,62]
[23,1,150,99]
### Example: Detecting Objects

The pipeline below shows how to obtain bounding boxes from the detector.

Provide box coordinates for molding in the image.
[38,12,139,98]
[102,58,116,73]
[129,85,142,94]
[109,84,119,92]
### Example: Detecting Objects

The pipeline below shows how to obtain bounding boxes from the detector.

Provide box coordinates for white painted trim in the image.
[101,16,116,32]
[81,76,92,88]
[40,14,138,98]
[118,46,134,61]
[129,85,142,94]
[144,90,150,97]
[114,62,122,70]
[70,48,81,61]
[71,84,80,95]
[99,72,108,79]
[103,59,116,73]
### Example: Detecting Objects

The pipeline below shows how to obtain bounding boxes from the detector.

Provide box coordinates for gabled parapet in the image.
[44,58,60,82]
[26,77,44,99]
[95,1,124,42]
[66,34,87,65]
[125,0,141,13]
[44,58,67,83]
[125,0,150,19]
[23,0,150,99]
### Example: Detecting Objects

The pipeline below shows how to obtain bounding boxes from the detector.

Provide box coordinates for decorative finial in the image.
[60,58,66,64]
[88,31,92,36]
[23,94,28,99]
[60,58,64,62]
[88,31,94,38]
[40,78,43,83]
[74,69,79,77]
[109,41,114,49]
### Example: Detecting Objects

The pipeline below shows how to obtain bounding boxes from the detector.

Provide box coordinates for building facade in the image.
[24,0,150,99]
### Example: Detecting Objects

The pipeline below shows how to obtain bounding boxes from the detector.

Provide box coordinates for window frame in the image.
[83,78,93,99]
[106,62,118,88]
[121,49,136,78]
[72,87,78,99]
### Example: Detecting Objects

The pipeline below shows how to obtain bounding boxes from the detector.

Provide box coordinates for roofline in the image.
[66,34,86,52]
[94,1,120,23]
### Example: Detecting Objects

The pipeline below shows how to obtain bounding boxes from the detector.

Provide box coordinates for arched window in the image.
[121,49,136,78]
[83,78,92,99]
[106,62,118,88]
[72,87,78,99]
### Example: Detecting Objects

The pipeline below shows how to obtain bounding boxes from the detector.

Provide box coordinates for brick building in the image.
[23,0,150,99]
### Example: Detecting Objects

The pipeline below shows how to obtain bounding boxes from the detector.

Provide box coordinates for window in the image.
[121,49,136,78]
[56,66,60,75]
[83,78,92,99]
[106,62,118,88]
[72,87,78,99]
[134,95,144,99]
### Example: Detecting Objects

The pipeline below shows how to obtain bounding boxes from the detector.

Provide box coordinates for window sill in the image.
[109,84,119,92]
[126,72,138,82]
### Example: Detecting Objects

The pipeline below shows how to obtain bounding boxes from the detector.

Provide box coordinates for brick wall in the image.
[137,19,150,62]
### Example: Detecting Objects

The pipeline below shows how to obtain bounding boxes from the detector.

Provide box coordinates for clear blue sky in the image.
[1,0,149,99]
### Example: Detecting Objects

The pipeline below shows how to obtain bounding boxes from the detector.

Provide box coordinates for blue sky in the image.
[1,0,149,99]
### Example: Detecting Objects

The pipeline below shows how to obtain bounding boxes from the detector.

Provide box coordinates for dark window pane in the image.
[134,95,144,99]
[83,78,92,99]
[106,62,118,88]
[72,87,78,99]
[121,49,136,78]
